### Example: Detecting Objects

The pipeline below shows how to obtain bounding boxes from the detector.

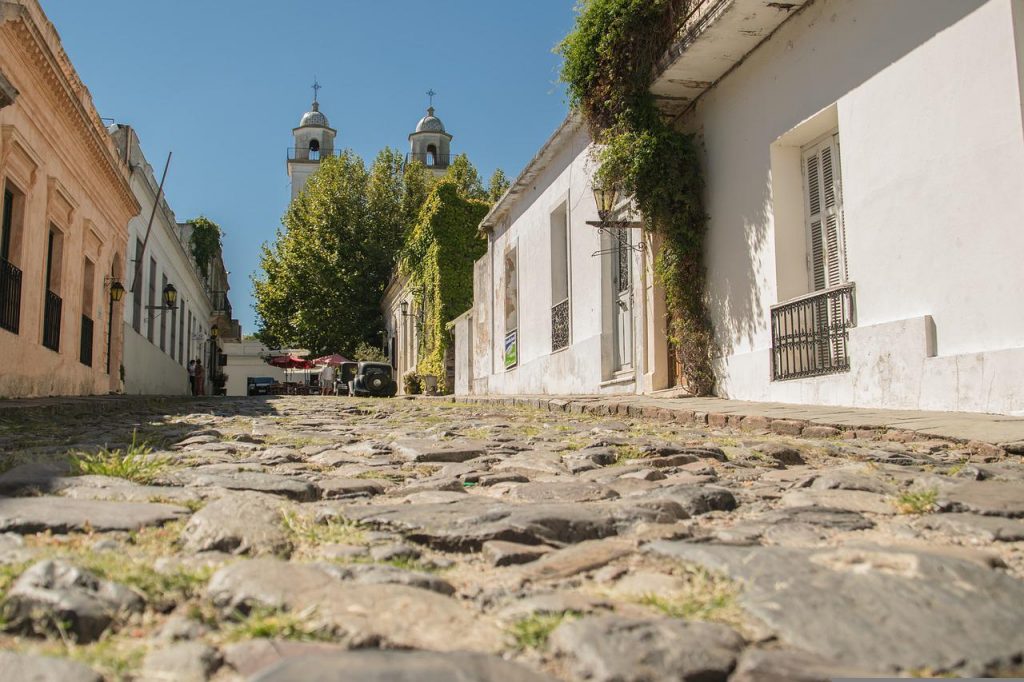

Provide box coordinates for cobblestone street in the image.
[1,395,1023,680]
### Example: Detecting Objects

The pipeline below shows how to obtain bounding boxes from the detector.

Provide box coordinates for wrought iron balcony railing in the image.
[0,257,21,334]
[406,152,452,168]
[551,298,570,351]
[80,314,93,367]
[287,147,339,161]
[43,289,61,352]
[770,283,855,381]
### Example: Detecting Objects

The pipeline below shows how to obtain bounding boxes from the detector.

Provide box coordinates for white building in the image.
[459,114,671,397]
[459,0,1024,415]
[109,125,216,395]
[220,340,285,397]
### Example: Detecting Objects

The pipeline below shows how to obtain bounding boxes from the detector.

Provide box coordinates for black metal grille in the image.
[551,298,569,351]
[406,152,452,168]
[43,290,61,351]
[0,257,21,334]
[771,283,855,381]
[79,314,93,367]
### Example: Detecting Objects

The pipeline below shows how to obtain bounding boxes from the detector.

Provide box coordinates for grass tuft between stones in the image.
[280,508,367,548]
[633,565,744,628]
[895,488,939,515]
[509,611,580,650]
[68,429,172,484]
[224,605,334,642]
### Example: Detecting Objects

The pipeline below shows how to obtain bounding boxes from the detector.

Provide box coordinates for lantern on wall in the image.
[592,183,619,223]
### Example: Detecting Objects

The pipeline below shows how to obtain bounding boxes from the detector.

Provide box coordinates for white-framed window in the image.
[802,132,847,291]
[550,202,570,352]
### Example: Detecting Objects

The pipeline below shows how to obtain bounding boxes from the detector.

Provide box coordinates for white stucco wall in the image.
[688,0,1024,414]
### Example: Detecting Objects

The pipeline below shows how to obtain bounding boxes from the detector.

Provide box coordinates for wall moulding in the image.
[0,124,42,189]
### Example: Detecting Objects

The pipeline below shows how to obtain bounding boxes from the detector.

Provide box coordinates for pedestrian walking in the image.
[319,363,335,396]
[187,359,197,396]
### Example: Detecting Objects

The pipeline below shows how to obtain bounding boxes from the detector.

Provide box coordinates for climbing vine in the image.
[558,0,715,395]
[399,179,489,393]
[187,216,222,280]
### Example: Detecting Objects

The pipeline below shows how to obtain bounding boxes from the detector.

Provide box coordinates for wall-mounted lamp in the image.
[146,283,178,311]
[109,281,125,302]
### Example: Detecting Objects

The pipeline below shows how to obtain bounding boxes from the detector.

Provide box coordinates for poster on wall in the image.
[503,244,519,370]
[504,330,518,369]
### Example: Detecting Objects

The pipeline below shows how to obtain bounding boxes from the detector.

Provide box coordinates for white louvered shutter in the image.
[803,134,846,290]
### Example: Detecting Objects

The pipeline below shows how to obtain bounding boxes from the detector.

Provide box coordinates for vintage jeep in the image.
[335,362,358,396]
[348,361,398,397]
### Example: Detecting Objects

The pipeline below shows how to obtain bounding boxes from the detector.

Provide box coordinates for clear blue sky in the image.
[44,1,577,335]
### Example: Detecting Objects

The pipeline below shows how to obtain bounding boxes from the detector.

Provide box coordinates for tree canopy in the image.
[253,149,422,355]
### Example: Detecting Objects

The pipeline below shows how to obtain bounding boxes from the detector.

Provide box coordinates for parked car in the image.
[247,376,276,396]
[336,362,358,396]
[348,362,398,397]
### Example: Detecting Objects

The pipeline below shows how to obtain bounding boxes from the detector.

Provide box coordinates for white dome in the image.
[300,101,329,128]
[415,106,445,133]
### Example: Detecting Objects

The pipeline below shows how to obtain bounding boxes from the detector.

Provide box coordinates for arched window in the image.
[426,144,437,167]
[309,138,320,161]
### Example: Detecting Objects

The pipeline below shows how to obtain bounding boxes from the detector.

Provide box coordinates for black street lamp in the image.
[105,278,124,375]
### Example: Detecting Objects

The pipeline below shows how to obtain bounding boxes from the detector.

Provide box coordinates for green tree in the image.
[443,154,486,200]
[487,168,511,203]
[254,149,432,356]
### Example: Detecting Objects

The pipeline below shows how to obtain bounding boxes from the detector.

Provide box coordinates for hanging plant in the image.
[558,0,715,395]
[188,216,222,280]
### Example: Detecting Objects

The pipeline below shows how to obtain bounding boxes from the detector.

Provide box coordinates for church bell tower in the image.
[287,80,337,200]
[408,90,453,178]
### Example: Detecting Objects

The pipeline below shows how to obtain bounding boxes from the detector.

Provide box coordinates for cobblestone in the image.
[0,395,1022,679]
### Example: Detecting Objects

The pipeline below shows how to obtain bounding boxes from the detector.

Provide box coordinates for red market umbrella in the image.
[268,354,314,369]
[312,354,350,366]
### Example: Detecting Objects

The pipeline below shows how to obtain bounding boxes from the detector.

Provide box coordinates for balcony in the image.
[0,257,21,334]
[287,147,339,162]
[43,289,61,352]
[79,314,93,367]
[771,283,856,381]
[406,152,452,169]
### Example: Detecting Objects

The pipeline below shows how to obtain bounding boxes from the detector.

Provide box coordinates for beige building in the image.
[0,0,139,397]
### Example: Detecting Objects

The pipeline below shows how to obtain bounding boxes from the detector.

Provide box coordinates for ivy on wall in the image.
[187,216,222,281]
[399,179,489,392]
[558,0,715,395]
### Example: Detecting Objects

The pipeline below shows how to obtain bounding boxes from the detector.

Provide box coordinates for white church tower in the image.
[287,80,337,200]
[408,90,453,178]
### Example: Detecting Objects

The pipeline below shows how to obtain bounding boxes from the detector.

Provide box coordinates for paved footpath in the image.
[0,395,1022,680]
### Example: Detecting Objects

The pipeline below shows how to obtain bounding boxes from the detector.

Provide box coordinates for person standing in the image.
[187,359,197,396]
[194,360,205,396]
[319,363,335,396]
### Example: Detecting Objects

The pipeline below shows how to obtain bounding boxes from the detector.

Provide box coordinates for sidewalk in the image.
[436,394,1024,453]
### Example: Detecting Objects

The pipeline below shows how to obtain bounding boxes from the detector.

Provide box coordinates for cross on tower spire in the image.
[312,78,322,104]
[427,89,437,108]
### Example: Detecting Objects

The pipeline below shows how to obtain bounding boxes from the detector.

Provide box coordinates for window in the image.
[803,133,847,291]
[187,309,193,362]
[550,202,570,351]
[309,138,320,161]
[42,226,64,351]
[770,130,854,381]
[147,257,156,342]
[170,298,178,362]
[132,239,143,333]
[426,144,437,166]
[0,183,24,334]
[503,245,518,369]
[159,274,168,351]
[178,301,185,364]
[80,258,95,367]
